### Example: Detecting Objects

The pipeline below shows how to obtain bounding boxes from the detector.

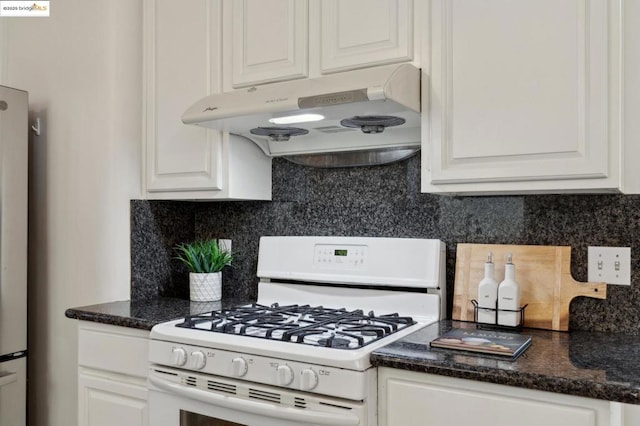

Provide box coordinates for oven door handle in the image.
[149,376,360,426]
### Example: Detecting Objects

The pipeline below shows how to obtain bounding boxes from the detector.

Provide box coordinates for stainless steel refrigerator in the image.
[0,85,28,426]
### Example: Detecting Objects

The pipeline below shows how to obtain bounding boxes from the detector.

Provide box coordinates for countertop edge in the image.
[65,308,155,330]
[65,297,256,331]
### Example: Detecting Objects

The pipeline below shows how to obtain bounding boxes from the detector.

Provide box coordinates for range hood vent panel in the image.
[284,147,420,168]
[182,64,422,160]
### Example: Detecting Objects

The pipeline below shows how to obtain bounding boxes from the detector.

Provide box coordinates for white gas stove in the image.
[148,236,445,426]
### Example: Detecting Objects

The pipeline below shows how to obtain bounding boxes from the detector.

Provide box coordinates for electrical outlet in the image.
[587,246,631,285]
[219,239,232,252]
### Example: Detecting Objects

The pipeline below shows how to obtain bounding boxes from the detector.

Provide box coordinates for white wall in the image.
[1,1,142,425]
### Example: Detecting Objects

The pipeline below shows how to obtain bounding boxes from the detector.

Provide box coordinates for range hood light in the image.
[268,114,325,125]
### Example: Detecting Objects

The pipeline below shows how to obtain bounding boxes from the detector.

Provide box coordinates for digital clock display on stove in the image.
[334,249,348,256]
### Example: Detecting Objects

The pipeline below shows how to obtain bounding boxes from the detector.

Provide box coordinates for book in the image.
[430,327,532,360]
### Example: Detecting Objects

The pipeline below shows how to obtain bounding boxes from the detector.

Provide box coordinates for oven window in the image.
[180,410,245,426]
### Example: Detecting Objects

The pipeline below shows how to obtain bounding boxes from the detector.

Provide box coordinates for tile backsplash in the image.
[131,153,640,334]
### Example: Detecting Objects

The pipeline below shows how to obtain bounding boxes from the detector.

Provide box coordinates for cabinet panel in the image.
[319,0,413,73]
[77,323,149,426]
[378,368,610,426]
[622,403,640,426]
[423,0,621,193]
[144,0,223,193]
[384,378,596,426]
[623,0,640,194]
[228,0,308,87]
[78,323,149,378]
[79,373,148,426]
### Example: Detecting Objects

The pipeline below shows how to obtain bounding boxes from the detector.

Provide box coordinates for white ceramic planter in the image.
[189,272,222,302]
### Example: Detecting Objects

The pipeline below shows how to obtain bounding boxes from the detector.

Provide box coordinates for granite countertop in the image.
[64,297,254,330]
[66,301,640,405]
[372,320,640,404]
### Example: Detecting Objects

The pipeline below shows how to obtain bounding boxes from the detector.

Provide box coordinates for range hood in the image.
[182,64,421,167]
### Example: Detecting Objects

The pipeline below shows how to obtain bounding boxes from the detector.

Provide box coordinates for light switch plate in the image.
[588,246,631,285]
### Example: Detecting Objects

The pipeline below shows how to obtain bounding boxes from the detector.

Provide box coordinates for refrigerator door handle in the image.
[0,372,18,388]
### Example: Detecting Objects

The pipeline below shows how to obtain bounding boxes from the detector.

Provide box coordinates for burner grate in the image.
[175,303,416,350]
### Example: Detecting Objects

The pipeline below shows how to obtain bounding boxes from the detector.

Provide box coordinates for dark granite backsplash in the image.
[131,201,196,300]
[131,153,640,334]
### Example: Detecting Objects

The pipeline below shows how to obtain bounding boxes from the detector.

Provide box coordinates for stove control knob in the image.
[300,368,319,390]
[276,364,294,386]
[231,357,248,377]
[191,351,206,370]
[172,347,187,367]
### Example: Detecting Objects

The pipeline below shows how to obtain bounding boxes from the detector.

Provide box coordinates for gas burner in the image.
[340,115,406,134]
[249,126,309,141]
[176,303,416,350]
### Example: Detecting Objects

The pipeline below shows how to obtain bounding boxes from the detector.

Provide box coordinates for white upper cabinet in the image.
[142,0,638,197]
[143,0,271,200]
[316,0,414,74]
[224,0,418,89]
[422,0,625,194]
[144,0,222,194]
[224,0,309,89]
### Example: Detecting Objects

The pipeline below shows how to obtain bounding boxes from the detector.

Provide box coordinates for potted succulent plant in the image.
[175,239,233,302]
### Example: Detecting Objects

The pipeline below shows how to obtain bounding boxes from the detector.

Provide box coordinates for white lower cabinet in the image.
[378,368,617,426]
[78,373,148,426]
[77,322,150,426]
[612,402,640,426]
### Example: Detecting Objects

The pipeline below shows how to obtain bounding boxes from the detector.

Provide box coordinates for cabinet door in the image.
[422,0,622,194]
[624,405,640,426]
[143,0,223,194]
[378,368,610,426]
[317,0,414,74]
[613,402,640,426]
[79,372,148,426]
[225,0,308,88]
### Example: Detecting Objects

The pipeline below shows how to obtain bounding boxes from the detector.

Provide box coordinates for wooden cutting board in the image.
[453,243,607,331]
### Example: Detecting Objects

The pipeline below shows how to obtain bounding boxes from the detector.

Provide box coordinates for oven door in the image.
[149,367,366,426]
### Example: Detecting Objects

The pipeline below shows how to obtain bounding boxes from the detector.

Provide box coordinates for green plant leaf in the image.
[174,239,233,273]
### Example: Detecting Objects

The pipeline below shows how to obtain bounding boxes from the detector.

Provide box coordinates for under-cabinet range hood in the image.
[182,63,421,167]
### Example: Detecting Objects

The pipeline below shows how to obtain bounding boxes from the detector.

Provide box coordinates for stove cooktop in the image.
[175,303,416,350]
